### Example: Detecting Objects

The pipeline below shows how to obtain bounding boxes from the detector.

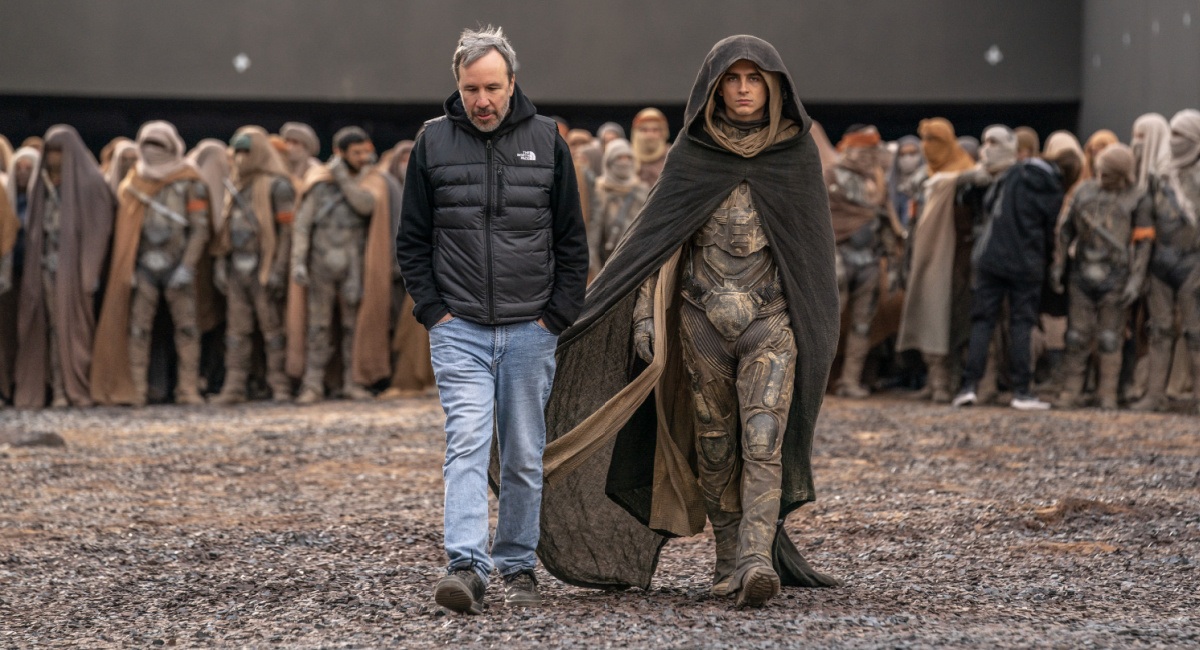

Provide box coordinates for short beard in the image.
[470,98,511,133]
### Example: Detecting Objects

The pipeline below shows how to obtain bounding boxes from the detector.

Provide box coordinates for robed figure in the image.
[533,35,841,607]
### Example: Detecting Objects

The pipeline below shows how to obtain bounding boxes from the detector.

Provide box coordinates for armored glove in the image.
[633,318,655,363]
[168,265,195,290]
[292,263,309,288]
[1119,277,1143,308]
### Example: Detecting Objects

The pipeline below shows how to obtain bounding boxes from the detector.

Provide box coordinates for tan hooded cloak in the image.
[91,122,207,405]
[14,125,117,408]
[896,118,975,355]
[187,139,230,334]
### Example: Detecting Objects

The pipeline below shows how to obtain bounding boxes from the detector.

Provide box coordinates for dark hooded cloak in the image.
[15,125,116,408]
[533,35,839,590]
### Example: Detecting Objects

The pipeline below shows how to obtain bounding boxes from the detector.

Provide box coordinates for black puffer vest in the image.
[421,98,558,324]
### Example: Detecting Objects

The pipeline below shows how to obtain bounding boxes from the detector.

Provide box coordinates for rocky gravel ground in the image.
[1,395,1198,648]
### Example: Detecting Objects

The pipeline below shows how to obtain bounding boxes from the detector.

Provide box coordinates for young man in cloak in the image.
[13,126,115,409]
[209,126,297,404]
[280,122,321,181]
[91,121,212,407]
[534,35,840,609]
[289,126,395,404]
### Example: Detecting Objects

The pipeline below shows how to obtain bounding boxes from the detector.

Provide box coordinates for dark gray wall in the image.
[1,0,1081,104]
[1079,0,1200,137]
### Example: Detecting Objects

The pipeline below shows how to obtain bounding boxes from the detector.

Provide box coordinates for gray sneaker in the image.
[503,569,542,607]
[434,567,485,615]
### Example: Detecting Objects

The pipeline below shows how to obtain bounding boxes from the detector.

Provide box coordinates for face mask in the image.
[1170,134,1193,160]
[897,153,921,175]
[609,157,634,181]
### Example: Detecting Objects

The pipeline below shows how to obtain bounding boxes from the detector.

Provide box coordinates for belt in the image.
[682,274,783,306]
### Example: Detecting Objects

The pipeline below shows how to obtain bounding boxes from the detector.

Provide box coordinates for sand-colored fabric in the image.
[632,107,669,167]
[0,135,13,175]
[285,164,393,386]
[387,294,434,393]
[186,139,228,334]
[1015,126,1040,158]
[99,136,132,174]
[136,121,190,182]
[218,126,292,286]
[90,166,201,405]
[6,148,39,213]
[1096,143,1136,189]
[0,183,16,258]
[1082,129,1119,181]
[1165,109,1200,226]
[1132,113,1172,196]
[896,171,960,355]
[919,118,975,175]
[104,140,138,196]
[14,125,116,408]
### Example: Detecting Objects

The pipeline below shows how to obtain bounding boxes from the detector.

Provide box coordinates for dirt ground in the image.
[1,394,1197,648]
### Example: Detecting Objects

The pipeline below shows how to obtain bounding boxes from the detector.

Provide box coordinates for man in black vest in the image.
[396,25,588,614]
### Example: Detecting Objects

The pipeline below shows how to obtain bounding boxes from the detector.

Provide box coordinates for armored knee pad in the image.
[697,430,736,468]
[852,321,871,337]
[1064,328,1087,351]
[1097,330,1122,354]
[267,334,287,351]
[129,325,149,342]
[178,325,199,340]
[743,412,780,462]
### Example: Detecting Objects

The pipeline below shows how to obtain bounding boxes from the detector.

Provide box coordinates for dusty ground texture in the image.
[1,395,1198,648]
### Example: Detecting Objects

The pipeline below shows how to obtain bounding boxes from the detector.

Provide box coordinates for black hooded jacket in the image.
[397,84,588,334]
[975,158,1064,283]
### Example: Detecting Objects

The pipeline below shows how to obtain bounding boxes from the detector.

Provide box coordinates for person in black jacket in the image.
[395,25,588,614]
[952,155,1064,410]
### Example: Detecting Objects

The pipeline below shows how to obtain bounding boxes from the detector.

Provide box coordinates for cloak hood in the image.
[1132,112,1171,195]
[136,121,192,182]
[535,35,838,590]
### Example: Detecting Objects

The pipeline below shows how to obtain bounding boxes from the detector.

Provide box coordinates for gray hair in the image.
[452,25,518,81]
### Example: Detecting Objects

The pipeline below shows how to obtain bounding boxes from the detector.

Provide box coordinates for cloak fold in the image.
[535,35,840,590]
[90,167,203,406]
[896,172,961,355]
[284,165,394,386]
[15,125,116,408]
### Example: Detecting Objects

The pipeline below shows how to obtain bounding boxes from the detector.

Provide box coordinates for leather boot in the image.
[129,337,151,408]
[210,368,247,405]
[835,332,871,398]
[1130,339,1171,412]
[925,354,951,403]
[708,508,740,597]
[265,336,292,402]
[1096,351,1124,410]
[1054,348,1089,409]
[174,335,204,406]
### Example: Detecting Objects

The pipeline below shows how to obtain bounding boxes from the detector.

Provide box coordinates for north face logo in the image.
[516,151,537,161]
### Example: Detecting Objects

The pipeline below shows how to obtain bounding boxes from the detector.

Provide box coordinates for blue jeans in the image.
[429,317,557,585]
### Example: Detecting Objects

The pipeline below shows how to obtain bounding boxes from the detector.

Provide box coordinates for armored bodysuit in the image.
[127,176,210,405]
[826,147,899,398]
[211,132,296,404]
[635,178,797,600]
[291,160,376,403]
[1133,166,1200,411]
[1053,171,1152,409]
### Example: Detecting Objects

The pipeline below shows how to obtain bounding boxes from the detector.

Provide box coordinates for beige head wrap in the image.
[135,121,191,181]
[1131,113,1171,195]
